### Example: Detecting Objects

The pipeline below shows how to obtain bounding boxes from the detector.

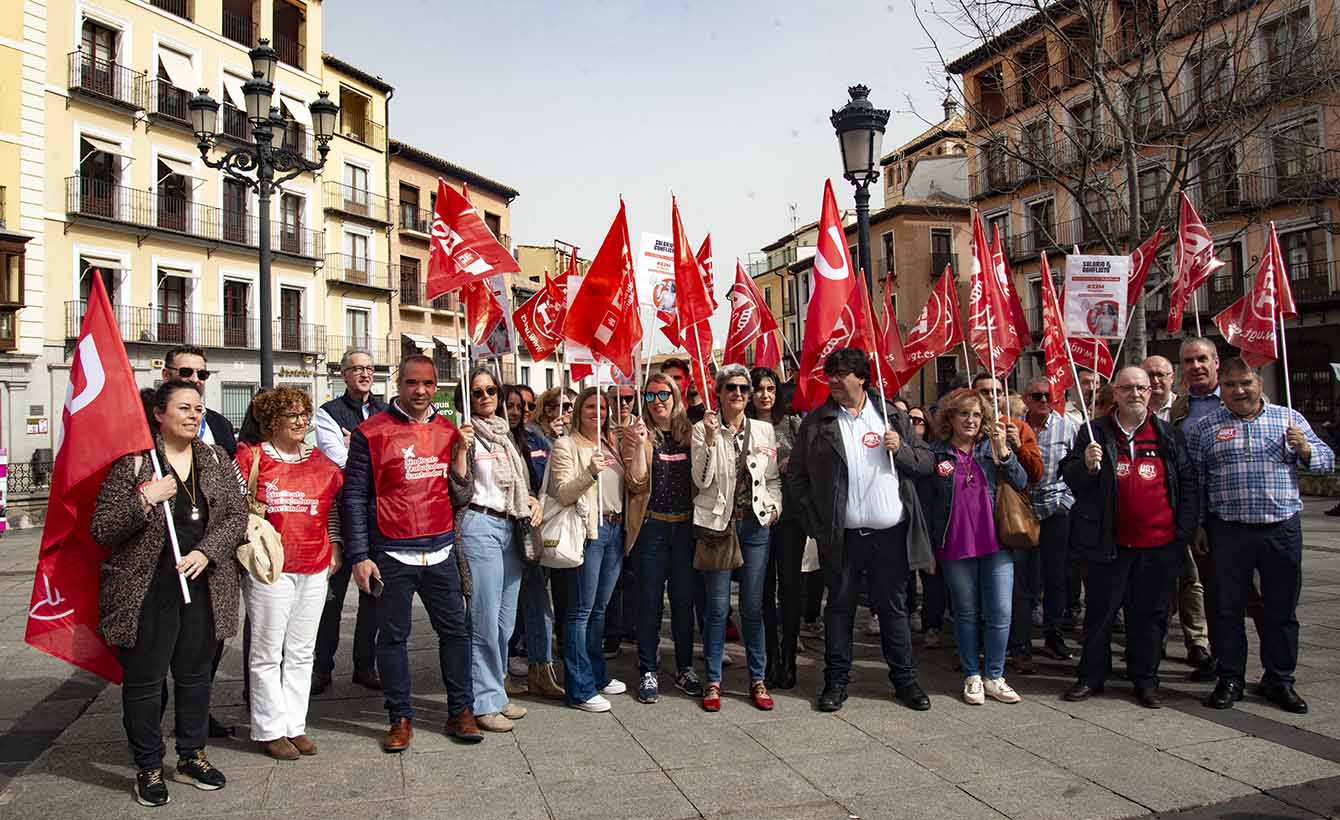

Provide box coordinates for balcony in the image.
[64,301,325,353]
[324,182,390,224]
[68,52,143,110]
[325,253,397,291]
[931,252,959,278]
[969,157,1019,199]
[221,9,256,47]
[1205,275,1241,314]
[327,334,395,366]
[1010,215,1087,261]
[150,0,190,19]
[65,176,323,260]
[400,271,424,306]
[274,35,304,71]
[0,185,6,229]
[221,102,252,143]
[338,115,386,151]
[398,202,432,236]
[1288,259,1340,306]
[145,78,191,126]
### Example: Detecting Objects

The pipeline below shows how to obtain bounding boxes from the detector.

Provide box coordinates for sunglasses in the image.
[644,390,672,403]
[471,387,498,400]
[174,366,211,381]
[511,400,536,411]
[1025,392,1049,401]
[723,383,752,395]
[617,394,636,405]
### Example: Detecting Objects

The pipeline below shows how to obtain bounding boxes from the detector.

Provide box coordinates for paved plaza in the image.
[1,501,1339,819]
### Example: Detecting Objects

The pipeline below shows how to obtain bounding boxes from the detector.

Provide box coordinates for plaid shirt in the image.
[1185,401,1335,524]
[1028,411,1077,519]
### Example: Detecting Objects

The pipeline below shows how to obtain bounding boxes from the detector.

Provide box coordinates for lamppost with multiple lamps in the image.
[187,39,339,389]
[830,84,890,301]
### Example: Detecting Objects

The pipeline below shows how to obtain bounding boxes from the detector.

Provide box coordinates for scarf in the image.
[473,413,532,519]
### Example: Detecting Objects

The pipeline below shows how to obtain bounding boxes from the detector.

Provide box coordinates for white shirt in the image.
[385,401,452,566]
[314,401,375,469]
[470,436,507,513]
[837,396,904,531]
[1152,392,1177,422]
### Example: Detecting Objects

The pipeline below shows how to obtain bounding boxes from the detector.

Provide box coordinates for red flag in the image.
[898,265,966,387]
[794,180,860,411]
[877,273,909,397]
[1038,254,1074,407]
[426,180,520,299]
[562,201,642,375]
[1069,337,1115,378]
[991,225,1033,346]
[1214,223,1285,366]
[671,198,716,409]
[1268,224,1297,320]
[25,275,154,683]
[464,277,505,347]
[754,329,783,370]
[513,270,564,361]
[969,211,1023,376]
[1167,192,1225,333]
[697,234,718,311]
[723,260,777,366]
[847,267,894,396]
[1128,227,1165,306]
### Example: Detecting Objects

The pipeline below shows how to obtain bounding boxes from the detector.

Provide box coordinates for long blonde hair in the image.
[536,386,567,440]
[642,372,693,447]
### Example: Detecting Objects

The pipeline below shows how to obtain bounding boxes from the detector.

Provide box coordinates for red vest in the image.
[236,445,345,574]
[361,412,459,540]
[1113,417,1176,549]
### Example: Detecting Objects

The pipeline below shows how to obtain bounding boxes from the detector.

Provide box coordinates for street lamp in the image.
[831,84,890,300]
[188,39,337,388]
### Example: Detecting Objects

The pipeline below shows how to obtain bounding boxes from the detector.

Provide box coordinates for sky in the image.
[325,0,969,306]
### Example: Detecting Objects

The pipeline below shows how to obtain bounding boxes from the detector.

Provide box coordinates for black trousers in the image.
[821,521,916,688]
[1077,542,1180,689]
[919,569,946,631]
[121,567,215,770]
[604,562,638,643]
[1010,510,1070,655]
[374,553,473,720]
[314,558,379,677]
[803,570,825,622]
[763,517,805,669]
[1206,515,1302,686]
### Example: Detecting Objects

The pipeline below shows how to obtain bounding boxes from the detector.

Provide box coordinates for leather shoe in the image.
[1256,682,1308,714]
[382,717,413,752]
[445,709,484,743]
[895,682,931,711]
[1134,686,1163,709]
[1063,682,1102,701]
[1186,645,1212,668]
[817,683,847,712]
[1205,679,1244,710]
[1044,635,1074,661]
[207,715,234,739]
[1188,656,1219,683]
[1013,654,1038,675]
[287,734,318,755]
[261,737,300,760]
[309,671,331,696]
[778,659,798,691]
[352,668,382,691]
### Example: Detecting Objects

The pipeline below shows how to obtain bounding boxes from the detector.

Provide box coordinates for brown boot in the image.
[287,735,318,756]
[382,717,413,753]
[445,708,483,743]
[261,738,300,761]
[527,663,566,699]
[504,675,528,696]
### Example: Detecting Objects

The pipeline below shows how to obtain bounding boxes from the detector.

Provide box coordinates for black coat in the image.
[204,407,237,458]
[1059,414,1199,563]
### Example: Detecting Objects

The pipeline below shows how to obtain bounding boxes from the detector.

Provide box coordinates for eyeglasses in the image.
[910,417,927,426]
[1025,392,1049,401]
[344,365,374,375]
[825,369,853,380]
[175,366,211,381]
[471,387,499,400]
[617,394,636,405]
[644,390,672,403]
[1115,384,1151,394]
[282,412,311,424]
[723,383,752,395]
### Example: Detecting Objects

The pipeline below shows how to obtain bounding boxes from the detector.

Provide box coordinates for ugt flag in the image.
[426,179,520,299]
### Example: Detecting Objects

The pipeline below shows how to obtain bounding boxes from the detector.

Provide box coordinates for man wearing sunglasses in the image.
[163,346,236,458]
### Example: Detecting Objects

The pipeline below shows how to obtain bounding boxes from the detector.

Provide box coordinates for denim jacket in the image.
[918,438,1028,551]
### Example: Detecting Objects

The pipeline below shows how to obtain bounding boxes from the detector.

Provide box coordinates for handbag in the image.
[994,477,1040,549]
[534,453,587,569]
[693,522,742,571]
[237,448,285,583]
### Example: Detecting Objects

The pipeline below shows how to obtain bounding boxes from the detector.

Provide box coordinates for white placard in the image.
[637,232,675,312]
[1063,255,1129,340]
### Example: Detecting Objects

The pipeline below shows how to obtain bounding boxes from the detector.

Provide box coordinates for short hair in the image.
[659,357,690,375]
[397,354,436,383]
[164,345,206,368]
[1023,376,1049,394]
[341,349,374,369]
[714,363,751,393]
[823,348,870,384]
[1140,354,1173,372]
[1218,357,1258,381]
[249,385,314,437]
[1179,336,1219,361]
[143,379,200,434]
[1114,365,1149,385]
[971,371,997,389]
[933,387,990,442]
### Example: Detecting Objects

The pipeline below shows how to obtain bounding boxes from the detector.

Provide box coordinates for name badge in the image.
[936,460,954,477]
[657,452,688,462]
[1216,426,1237,442]
[530,449,546,459]
[476,451,500,461]
[757,445,777,457]
[862,432,881,449]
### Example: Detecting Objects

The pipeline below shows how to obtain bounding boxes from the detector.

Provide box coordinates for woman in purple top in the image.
[917,388,1028,706]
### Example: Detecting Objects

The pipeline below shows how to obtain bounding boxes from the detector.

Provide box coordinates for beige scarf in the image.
[473,413,532,519]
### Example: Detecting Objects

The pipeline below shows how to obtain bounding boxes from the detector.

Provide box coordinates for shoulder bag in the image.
[693,422,746,571]
[534,448,587,569]
[994,469,1040,549]
[237,448,285,583]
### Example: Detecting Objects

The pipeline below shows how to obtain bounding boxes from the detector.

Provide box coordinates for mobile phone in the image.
[369,576,384,598]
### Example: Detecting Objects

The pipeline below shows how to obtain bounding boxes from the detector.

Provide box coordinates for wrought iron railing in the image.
[64,300,326,352]
[324,181,390,222]
[68,51,143,108]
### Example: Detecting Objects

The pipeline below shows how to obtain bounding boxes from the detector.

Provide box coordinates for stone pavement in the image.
[1,500,1339,819]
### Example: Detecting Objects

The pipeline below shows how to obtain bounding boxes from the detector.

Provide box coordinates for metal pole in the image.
[855,182,874,303]
[256,122,275,389]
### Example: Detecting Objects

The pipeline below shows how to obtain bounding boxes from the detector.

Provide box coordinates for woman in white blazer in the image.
[690,364,782,712]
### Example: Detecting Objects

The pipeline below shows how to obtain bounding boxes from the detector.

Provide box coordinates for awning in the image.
[402,332,432,352]
[157,265,199,281]
[158,47,193,91]
[81,134,131,159]
[433,335,461,349]
[222,72,247,109]
[282,96,312,129]
[158,155,201,180]
[80,255,125,271]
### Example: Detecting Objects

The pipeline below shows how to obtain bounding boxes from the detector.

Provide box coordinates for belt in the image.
[647,511,691,523]
[467,504,508,520]
[603,512,624,525]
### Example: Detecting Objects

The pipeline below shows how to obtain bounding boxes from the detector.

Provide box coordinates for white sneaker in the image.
[984,677,1022,704]
[924,628,942,649]
[963,675,985,706]
[601,678,627,695]
[507,656,528,678]
[865,613,881,635]
[572,694,611,713]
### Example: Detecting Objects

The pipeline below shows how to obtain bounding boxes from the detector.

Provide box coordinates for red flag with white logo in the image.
[697,234,718,312]
[723,259,777,366]
[426,180,520,299]
[1127,227,1165,306]
[464,276,506,348]
[1068,337,1115,378]
[991,225,1033,347]
[1267,223,1297,320]
[671,198,716,409]
[969,211,1023,376]
[562,200,642,375]
[794,180,860,411]
[1038,254,1074,407]
[1214,223,1284,366]
[877,272,909,397]
[1167,192,1225,333]
[897,264,965,387]
[25,275,154,683]
[514,269,566,361]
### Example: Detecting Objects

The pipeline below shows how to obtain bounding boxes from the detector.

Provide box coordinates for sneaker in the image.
[476,712,514,732]
[637,672,659,704]
[174,751,226,791]
[134,767,170,807]
[674,669,704,697]
[923,628,942,649]
[573,693,611,713]
[799,620,823,639]
[601,678,627,696]
[865,613,881,636]
[507,656,529,678]
[963,675,985,706]
[984,677,1022,704]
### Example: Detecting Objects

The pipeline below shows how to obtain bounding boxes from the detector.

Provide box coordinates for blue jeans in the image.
[564,522,624,703]
[634,518,696,675]
[517,564,553,664]
[941,549,1013,679]
[459,510,522,716]
[704,516,770,683]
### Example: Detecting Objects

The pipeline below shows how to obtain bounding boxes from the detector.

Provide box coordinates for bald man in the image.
[1141,356,1177,421]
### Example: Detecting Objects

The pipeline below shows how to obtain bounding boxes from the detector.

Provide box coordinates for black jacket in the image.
[1060,414,1199,563]
[786,390,935,569]
[320,390,389,437]
[203,408,237,458]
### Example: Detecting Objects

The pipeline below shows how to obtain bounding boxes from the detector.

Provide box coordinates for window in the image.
[484,212,502,239]
[78,19,120,98]
[1082,187,1112,241]
[79,260,117,304]
[399,183,422,231]
[545,369,554,389]
[881,232,894,276]
[1126,78,1163,135]
[1137,167,1166,227]
[155,47,193,120]
[223,279,249,347]
[280,287,303,350]
[1208,242,1244,312]
[345,308,370,347]
[157,270,189,344]
[986,211,1009,246]
[1028,199,1056,251]
[344,233,369,283]
[80,20,117,64]
[156,158,191,232]
[280,193,303,254]
[1200,145,1240,214]
[79,136,122,218]
[1279,228,1325,296]
[1263,8,1313,85]
[0,242,25,351]
[1022,120,1051,169]
[339,87,371,142]
[1273,116,1322,196]
[936,355,960,393]
[1189,45,1232,114]
[344,164,369,210]
[279,97,310,157]
[273,0,304,69]
[984,138,1008,188]
[520,365,531,384]
[931,228,954,276]
[223,178,248,243]
[221,383,256,430]
[1070,99,1096,145]
[400,255,421,305]
[763,285,773,312]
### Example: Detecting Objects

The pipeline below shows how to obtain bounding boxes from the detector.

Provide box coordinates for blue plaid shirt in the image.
[1185,401,1335,524]
[1028,411,1076,518]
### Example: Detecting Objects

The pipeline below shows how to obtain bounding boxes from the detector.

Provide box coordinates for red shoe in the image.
[725,621,740,642]
[751,681,774,711]
[702,683,722,712]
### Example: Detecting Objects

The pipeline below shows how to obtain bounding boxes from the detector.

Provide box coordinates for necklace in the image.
[177,461,200,521]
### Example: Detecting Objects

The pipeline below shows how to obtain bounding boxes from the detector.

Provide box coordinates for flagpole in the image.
[595,362,603,521]
[1277,309,1294,412]
[1066,341,1094,442]
[461,299,472,425]
[148,451,192,604]
[1090,337,1101,421]
[1192,288,1203,336]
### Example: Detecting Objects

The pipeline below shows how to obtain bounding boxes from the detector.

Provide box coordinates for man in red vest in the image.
[342,355,479,750]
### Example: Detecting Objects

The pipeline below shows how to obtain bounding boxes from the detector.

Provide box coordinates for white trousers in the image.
[244,571,326,742]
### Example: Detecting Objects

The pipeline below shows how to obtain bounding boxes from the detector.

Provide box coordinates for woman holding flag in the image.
[91,380,247,807]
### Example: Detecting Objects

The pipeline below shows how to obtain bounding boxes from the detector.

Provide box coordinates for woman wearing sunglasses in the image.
[535,387,572,440]
[621,373,703,703]
[692,364,783,711]
[456,367,542,732]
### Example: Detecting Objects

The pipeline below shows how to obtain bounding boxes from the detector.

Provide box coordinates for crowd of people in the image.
[88,340,1335,807]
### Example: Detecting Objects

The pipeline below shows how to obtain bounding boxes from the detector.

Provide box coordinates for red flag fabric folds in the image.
[1068,337,1115,378]
[562,200,642,375]
[1038,255,1074,407]
[969,212,1023,376]
[426,180,521,299]
[991,226,1033,347]
[1214,223,1286,366]
[1167,192,1225,333]
[671,199,716,409]
[898,265,965,387]
[1128,227,1165,306]
[25,275,154,683]
[794,180,860,411]
[723,260,777,366]
[697,234,718,312]
[877,273,909,397]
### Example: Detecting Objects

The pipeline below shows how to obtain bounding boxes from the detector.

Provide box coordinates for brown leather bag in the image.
[693,523,743,571]
[995,480,1040,548]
